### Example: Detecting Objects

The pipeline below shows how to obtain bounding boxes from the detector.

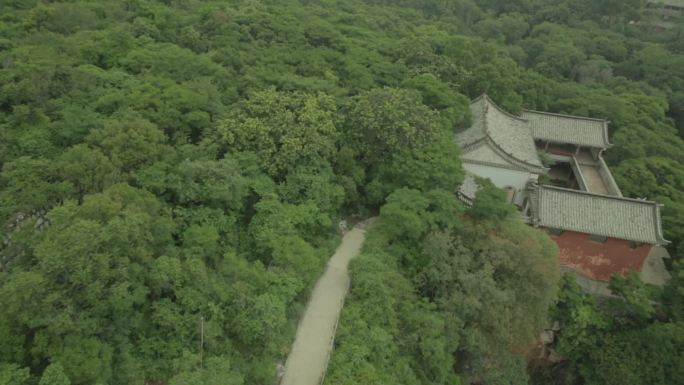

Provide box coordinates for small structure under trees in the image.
[456,95,671,295]
[641,0,684,30]
[646,0,684,18]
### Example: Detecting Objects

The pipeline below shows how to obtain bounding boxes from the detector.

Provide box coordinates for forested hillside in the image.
[0,0,683,384]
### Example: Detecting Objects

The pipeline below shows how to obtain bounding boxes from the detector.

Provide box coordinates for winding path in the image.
[280,226,367,385]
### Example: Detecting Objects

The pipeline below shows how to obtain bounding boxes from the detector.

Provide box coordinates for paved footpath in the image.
[280,226,367,385]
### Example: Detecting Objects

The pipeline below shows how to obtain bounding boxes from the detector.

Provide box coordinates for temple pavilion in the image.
[456,95,671,295]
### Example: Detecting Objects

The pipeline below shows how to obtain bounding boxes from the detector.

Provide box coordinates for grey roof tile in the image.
[530,185,668,245]
[521,110,610,148]
[456,95,545,173]
[461,142,520,169]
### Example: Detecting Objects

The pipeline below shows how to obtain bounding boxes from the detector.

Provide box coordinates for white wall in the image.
[463,162,533,190]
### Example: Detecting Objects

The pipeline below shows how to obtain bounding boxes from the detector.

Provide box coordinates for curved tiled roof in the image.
[648,0,684,8]
[530,185,669,245]
[456,95,545,173]
[521,110,611,149]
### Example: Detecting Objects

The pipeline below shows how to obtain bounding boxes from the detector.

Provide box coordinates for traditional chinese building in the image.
[641,0,684,30]
[456,95,671,295]
[646,0,684,19]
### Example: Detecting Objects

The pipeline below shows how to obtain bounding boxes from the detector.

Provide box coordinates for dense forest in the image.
[0,0,683,384]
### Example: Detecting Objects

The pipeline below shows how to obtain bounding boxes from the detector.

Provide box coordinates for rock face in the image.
[547,349,565,364]
[536,321,566,364]
[526,321,566,366]
[337,220,348,233]
[540,330,555,345]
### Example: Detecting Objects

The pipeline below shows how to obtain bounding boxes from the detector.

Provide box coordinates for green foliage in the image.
[86,112,170,174]
[579,322,684,385]
[1,0,684,384]
[467,178,516,221]
[328,186,559,384]
[342,87,442,166]
[607,272,658,325]
[0,364,29,385]
[553,274,684,385]
[168,355,243,385]
[325,246,460,385]
[39,363,71,385]
[424,222,559,384]
[56,144,121,198]
[379,188,431,242]
[665,261,684,321]
[552,275,609,362]
[211,89,337,179]
[0,157,70,220]
[378,188,463,255]
[613,157,684,252]
[402,73,471,128]
[369,133,464,202]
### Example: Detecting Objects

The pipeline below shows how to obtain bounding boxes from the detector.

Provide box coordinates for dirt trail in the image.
[280,226,366,385]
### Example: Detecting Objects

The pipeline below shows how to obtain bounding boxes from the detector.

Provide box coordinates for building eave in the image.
[531,184,669,245]
[461,138,547,174]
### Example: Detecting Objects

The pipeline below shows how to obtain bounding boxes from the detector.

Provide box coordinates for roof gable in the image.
[461,140,532,171]
[456,95,545,173]
[521,110,611,149]
[530,185,668,245]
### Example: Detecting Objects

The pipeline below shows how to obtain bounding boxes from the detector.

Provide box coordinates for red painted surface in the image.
[550,230,652,282]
